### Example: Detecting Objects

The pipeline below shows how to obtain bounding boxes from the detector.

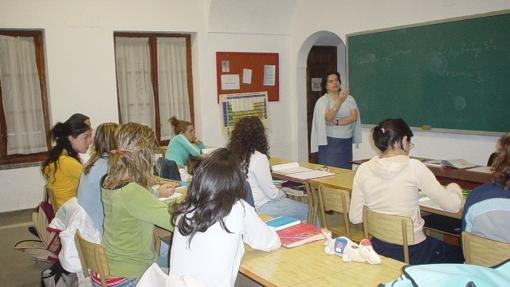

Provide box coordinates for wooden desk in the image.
[240,241,404,287]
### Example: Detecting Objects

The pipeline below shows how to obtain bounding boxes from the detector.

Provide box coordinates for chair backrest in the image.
[157,157,181,181]
[244,182,255,207]
[318,185,351,237]
[75,231,111,287]
[363,206,414,264]
[45,186,57,214]
[462,231,510,267]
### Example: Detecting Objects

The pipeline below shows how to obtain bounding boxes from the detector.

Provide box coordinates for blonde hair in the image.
[83,122,119,175]
[169,116,192,135]
[103,123,156,189]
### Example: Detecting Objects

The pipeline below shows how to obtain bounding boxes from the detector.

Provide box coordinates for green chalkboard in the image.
[347,12,510,133]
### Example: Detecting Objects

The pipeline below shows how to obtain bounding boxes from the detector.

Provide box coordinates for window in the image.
[0,30,50,165]
[114,33,194,144]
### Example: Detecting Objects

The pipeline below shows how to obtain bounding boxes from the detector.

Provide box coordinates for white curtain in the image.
[115,37,155,128]
[157,37,190,140]
[0,35,46,155]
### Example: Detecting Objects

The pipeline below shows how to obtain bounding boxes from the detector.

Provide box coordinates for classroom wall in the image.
[290,0,510,164]
[0,0,296,212]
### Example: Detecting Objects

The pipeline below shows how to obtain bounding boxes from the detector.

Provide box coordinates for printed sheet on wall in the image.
[220,91,269,135]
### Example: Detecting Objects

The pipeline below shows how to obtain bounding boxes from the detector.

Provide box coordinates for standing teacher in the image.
[311,71,361,169]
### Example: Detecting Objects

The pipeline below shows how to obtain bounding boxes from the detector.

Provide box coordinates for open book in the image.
[272,162,333,180]
[276,223,325,248]
[441,159,477,169]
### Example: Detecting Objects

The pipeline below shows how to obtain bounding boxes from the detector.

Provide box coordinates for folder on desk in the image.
[441,159,477,169]
[272,162,333,179]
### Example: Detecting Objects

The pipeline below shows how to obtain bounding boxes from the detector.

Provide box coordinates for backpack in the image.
[381,259,510,287]
[41,261,78,287]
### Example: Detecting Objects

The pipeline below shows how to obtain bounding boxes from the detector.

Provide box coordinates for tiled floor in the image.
[0,209,51,287]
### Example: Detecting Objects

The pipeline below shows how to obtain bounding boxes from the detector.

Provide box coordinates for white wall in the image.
[0,0,296,211]
[290,0,510,163]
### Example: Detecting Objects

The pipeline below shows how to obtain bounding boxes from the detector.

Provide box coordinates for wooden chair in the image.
[304,181,321,225]
[75,231,111,287]
[363,206,414,264]
[45,186,57,214]
[317,185,351,237]
[462,231,510,267]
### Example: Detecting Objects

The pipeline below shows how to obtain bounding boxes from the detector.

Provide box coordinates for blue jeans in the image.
[157,241,169,268]
[258,198,308,222]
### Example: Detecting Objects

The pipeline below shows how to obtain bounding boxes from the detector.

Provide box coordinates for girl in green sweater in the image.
[98,123,176,287]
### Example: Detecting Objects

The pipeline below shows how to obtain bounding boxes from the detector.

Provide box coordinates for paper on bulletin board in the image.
[221,74,240,90]
[311,78,322,92]
[242,68,252,84]
[263,65,276,86]
[221,60,230,72]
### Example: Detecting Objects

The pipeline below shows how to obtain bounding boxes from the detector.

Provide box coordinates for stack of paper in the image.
[272,162,334,180]
[441,159,477,169]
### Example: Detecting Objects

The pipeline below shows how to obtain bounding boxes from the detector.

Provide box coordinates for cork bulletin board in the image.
[216,52,279,102]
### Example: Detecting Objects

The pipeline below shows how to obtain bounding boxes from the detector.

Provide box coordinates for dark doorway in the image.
[306,46,337,163]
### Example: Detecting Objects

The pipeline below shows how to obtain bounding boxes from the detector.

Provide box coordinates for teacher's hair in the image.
[227,116,269,175]
[173,148,246,245]
[372,118,413,152]
[492,131,510,190]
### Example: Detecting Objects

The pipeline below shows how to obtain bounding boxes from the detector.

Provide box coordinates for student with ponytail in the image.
[99,123,176,287]
[165,116,205,167]
[349,118,464,264]
[42,113,92,211]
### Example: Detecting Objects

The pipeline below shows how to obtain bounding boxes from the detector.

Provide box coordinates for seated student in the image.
[77,122,119,235]
[42,113,93,211]
[462,131,510,243]
[227,116,308,222]
[100,123,177,287]
[165,116,205,167]
[170,148,280,287]
[349,118,464,264]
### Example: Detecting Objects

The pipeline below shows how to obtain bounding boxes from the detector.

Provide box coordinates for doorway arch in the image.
[295,31,345,161]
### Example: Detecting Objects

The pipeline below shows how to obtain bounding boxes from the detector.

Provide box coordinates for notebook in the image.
[276,223,325,248]
[265,216,301,231]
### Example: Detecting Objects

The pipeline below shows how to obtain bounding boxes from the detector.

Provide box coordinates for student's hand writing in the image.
[158,183,176,198]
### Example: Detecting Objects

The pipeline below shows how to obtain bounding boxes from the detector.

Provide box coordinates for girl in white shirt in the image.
[349,118,464,264]
[227,116,309,222]
[170,148,280,287]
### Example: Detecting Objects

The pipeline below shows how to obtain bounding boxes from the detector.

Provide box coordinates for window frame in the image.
[113,32,194,145]
[0,30,51,166]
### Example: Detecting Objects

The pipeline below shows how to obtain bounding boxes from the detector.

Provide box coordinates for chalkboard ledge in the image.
[360,124,504,137]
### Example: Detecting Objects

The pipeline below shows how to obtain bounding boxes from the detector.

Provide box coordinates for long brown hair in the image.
[227,116,269,175]
[103,123,157,189]
[173,148,246,245]
[492,132,510,190]
[83,123,119,175]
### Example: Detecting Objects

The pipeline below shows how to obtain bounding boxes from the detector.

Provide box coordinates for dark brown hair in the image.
[227,116,269,175]
[173,148,246,245]
[372,118,414,153]
[492,132,510,190]
[169,116,192,135]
